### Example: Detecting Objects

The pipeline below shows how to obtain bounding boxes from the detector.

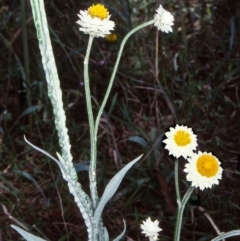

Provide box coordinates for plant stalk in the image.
[84,35,98,211]
[94,20,154,139]
[174,159,194,241]
[174,186,194,241]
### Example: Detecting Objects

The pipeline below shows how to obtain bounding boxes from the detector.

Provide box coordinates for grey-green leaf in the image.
[104,227,109,241]
[128,136,148,148]
[211,230,240,241]
[24,137,93,241]
[112,220,126,241]
[94,154,143,226]
[11,225,47,241]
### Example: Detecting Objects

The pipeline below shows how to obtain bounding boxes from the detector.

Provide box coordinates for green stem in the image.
[174,158,194,241]
[84,35,98,210]
[175,159,181,204]
[174,186,194,241]
[149,237,155,241]
[90,20,154,240]
[94,20,154,140]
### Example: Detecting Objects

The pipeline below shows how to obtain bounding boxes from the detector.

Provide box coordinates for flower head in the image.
[140,217,162,241]
[76,4,115,38]
[184,151,223,190]
[106,33,117,42]
[154,5,174,33]
[163,124,198,159]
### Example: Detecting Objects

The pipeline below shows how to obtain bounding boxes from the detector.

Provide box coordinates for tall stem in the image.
[174,159,194,241]
[94,20,154,139]
[174,186,194,241]
[174,160,181,204]
[84,35,98,210]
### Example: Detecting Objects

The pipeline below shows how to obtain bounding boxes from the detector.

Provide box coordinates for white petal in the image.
[76,10,115,37]
[163,124,198,159]
[154,5,174,33]
[184,151,223,190]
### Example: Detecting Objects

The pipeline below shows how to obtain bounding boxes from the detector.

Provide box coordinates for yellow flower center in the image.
[196,154,219,177]
[88,4,109,20]
[106,33,117,42]
[174,130,191,147]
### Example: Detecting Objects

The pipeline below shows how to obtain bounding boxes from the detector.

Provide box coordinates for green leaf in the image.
[14,170,48,204]
[128,136,148,148]
[11,225,47,241]
[211,230,240,241]
[9,106,39,131]
[94,154,143,226]
[24,137,94,240]
[74,162,89,172]
[112,220,126,241]
[104,228,109,241]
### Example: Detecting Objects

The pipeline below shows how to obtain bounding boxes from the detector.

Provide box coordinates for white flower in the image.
[76,4,115,38]
[154,5,174,33]
[184,151,223,190]
[140,217,162,241]
[163,124,198,159]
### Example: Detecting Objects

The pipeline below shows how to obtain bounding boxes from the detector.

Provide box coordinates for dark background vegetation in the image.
[0,0,240,240]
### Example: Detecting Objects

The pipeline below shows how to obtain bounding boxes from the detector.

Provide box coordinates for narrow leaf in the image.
[11,225,47,241]
[128,136,148,148]
[211,230,240,241]
[112,220,126,241]
[24,136,61,164]
[94,154,143,225]
[14,170,48,204]
[24,137,93,240]
[9,106,40,132]
[104,227,109,241]
[74,162,89,172]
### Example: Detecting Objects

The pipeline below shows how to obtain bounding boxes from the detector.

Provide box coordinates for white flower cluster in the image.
[154,5,174,33]
[163,124,223,190]
[141,217,162,241]
[77,4,174,38]
[76,4,115,38]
